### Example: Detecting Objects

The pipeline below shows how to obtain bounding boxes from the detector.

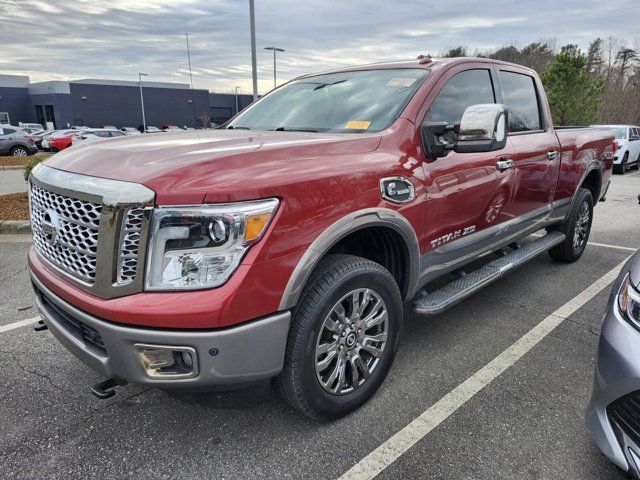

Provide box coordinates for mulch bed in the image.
[0,192,30,220]
[0,153,51,167]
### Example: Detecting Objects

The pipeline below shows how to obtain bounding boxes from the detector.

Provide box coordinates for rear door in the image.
[0,128,8,153]
[419,65,516,255]
[494,67,560,219]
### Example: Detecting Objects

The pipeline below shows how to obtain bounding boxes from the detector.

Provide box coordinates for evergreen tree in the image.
[541,48,603,125]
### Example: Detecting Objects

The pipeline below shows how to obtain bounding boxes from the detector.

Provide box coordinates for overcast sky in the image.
[1,0,638,95]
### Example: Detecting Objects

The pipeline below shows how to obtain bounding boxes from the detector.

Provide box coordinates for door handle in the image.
[495,159,514,171]
[547,150,558,161]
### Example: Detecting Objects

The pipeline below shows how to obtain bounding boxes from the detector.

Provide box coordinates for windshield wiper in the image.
[312,79,347,91]
[227,125,251,130]
[273,127,319,132]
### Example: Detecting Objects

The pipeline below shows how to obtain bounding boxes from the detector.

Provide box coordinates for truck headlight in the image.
[619,274,640,325]
[145,198,279,290]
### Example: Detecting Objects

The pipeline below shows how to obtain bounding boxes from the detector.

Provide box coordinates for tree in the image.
[541,48,603,125]
[443,46,466,58]
[586,38,604,76]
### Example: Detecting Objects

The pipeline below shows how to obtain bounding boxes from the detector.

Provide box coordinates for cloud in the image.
[0,0,638,95]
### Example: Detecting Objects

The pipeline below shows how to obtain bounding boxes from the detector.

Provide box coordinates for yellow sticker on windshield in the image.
[345,121,371,130]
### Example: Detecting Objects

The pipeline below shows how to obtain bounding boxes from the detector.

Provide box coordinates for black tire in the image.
[10,146,30,157]
[547,188,594,263]
[275,254,403,421]
[619,153,629,174]
[633,155,640,170]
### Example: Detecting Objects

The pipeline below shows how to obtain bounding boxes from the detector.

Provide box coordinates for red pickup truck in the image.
[28,57,613,419]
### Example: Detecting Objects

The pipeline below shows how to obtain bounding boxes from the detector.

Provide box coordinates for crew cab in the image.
[28,58,614,419]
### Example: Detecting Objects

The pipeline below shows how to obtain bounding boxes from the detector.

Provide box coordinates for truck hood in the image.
[44,129,382,204]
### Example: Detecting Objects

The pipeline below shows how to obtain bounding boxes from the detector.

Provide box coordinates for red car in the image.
[47,130,78,152]
[28,58,614,419]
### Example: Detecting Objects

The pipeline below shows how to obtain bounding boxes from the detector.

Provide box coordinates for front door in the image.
[420,67,515,245]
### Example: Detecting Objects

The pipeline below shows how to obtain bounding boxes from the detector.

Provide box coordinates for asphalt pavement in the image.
[1,170,639,479]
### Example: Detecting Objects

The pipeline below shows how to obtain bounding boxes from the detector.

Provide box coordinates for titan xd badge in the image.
[380,177,414,204]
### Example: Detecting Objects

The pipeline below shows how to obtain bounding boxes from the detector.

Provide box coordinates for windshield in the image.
[228,68,428,133]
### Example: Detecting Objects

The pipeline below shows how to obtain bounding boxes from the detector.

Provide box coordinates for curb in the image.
[1,165,25,171]
[0,220,31,234]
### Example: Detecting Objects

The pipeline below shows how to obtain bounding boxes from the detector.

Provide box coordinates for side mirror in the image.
[454,104,508,154]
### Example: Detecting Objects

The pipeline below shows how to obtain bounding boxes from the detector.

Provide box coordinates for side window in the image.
[3,128,16,135]
[427,69,495,125]
[498,71,541,133]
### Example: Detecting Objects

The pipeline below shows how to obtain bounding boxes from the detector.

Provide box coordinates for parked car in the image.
[100,125,117,130]
[0,126,37,156]
[161,125,182,132]
[120,127,142,135]
[592,124,640,174]
[145,125,162,133]
[28,58,614,419]
[19,122,45,130]
[47,129,79,152]
[587,251,640,478]
[72,128,126,146]
[24,130,53,150]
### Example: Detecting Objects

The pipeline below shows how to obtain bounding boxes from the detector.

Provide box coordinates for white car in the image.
[72,128,126,146]
[592,124,640,173]
[18,123,44,131]
[120,127,142,135]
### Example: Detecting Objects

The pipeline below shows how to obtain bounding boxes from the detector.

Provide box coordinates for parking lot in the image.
[0,171,638,479]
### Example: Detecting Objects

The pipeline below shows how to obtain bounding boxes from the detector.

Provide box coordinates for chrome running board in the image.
[414,231,566,315]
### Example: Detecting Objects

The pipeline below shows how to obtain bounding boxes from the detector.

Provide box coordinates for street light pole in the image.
[235,86,240,115]
[138,73,148,132]
[249,0,258,101]
[264,46,285,89]
[185,32,197,127]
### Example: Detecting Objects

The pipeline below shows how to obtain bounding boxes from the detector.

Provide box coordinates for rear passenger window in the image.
[426,69,495,126]
[3,128,16,135]
[497,71,542,133]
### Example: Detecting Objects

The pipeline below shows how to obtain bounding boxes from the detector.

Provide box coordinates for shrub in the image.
[24,155,47,182]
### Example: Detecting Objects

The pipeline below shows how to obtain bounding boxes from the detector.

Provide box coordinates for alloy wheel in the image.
[572,201,590,252]
[315,288,388,395]
[12,148,28,157]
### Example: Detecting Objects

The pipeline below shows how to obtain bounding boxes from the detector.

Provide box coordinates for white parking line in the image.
[0,316,40,334]
[588,241,637,252]
[338,257,630,480]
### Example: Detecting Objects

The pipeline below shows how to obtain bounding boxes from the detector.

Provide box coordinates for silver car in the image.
[588,251,640,476]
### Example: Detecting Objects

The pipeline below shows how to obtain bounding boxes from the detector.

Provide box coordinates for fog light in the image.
[134,344,199,379]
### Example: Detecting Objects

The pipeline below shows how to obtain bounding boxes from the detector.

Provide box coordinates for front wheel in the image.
[547,188,594,262]
[275,254,403,420]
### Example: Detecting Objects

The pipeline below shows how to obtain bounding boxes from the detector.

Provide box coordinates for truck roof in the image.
[296,57,537,80]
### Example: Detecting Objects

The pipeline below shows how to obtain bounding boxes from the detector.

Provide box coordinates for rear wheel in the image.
[275,254,402,420]
[10,146,29,157]
[618,153,629,174]
[547,188,594,263]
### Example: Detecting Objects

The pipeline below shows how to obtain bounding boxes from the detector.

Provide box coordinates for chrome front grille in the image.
[117,208,145,284]
[30,182,102,284]
[29,164,155,299]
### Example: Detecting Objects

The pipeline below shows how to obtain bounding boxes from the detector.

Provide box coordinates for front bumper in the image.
[587,258,640,475]
[32,271,291,388]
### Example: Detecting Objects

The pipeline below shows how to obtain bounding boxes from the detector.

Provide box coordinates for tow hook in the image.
[91,378,127,399]
[33,317,48,331]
